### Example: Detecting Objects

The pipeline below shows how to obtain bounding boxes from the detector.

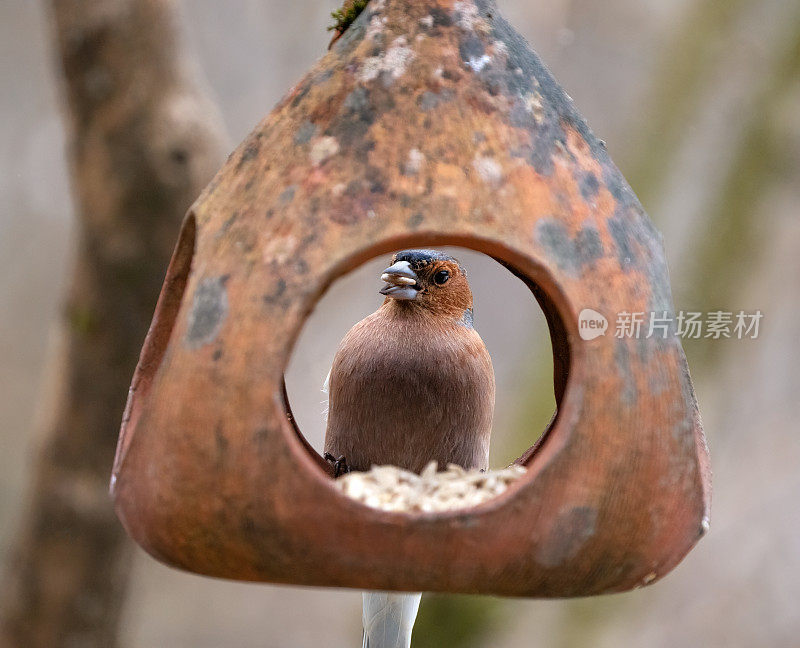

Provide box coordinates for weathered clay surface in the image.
[112,0,711,596]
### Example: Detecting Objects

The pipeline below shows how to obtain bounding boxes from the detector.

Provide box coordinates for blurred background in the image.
[1,0,798,646]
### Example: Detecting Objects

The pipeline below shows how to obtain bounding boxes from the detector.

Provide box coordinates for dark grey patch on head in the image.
[212,348,223,361]
[537,506,598,568]
[458,307,474,328]
[614,339,638,406]
[580,172,600,201]
[393,249,465,275]
[294,120,317,145]
[185,277,228,348]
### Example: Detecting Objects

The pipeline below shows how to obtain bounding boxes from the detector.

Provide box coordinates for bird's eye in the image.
[433,269,450,286]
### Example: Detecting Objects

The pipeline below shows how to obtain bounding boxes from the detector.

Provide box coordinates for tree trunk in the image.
[0,0,226,645]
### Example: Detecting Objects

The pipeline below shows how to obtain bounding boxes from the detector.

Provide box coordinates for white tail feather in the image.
[362,592,422,648]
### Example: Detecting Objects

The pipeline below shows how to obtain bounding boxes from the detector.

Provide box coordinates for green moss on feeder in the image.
[329,0,370,34]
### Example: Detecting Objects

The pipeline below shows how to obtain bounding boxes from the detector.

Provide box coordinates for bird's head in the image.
[379,249,473,321]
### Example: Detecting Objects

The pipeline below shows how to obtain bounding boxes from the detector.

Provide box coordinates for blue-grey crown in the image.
[393,249,466,275]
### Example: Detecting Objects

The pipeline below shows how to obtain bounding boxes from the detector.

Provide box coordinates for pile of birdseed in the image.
[333,461,527,513]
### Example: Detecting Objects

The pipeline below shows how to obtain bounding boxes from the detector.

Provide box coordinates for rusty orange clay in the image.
[112,0,711,597]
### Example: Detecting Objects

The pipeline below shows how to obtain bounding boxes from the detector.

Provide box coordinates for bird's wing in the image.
[362,592,422,648]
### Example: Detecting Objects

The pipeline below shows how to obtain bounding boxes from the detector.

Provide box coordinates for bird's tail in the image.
[362,591,422,648]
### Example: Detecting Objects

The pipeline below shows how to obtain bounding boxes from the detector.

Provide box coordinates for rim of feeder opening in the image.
[111,0,710,598]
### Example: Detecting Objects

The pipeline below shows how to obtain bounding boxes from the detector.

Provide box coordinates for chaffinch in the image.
[322,249,496,648]
[324,249,495,475]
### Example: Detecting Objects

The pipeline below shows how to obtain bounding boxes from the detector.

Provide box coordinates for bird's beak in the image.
[380,261,420,300]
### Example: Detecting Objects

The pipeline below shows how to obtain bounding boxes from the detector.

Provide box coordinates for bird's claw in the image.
[324,452,351,478]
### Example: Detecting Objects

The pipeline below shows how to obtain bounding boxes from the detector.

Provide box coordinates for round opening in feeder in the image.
[284,246,559,464]
[283,245,564,512]
[277,235,576,516]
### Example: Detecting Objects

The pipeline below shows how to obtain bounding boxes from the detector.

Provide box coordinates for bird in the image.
[323,249,495,648]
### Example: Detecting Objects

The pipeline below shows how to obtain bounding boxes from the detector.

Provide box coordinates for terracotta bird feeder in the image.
[112,0,711,596]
